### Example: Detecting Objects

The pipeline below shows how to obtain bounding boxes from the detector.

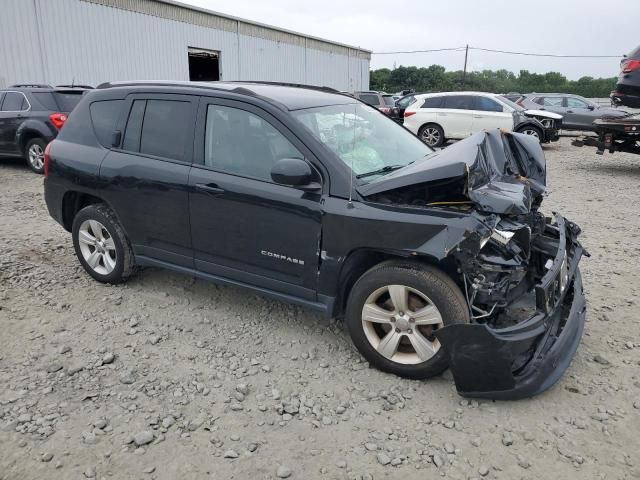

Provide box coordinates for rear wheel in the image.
[25,138,47,174]
[345,261,469,379]
[418,124,445,147]
[72,204,135,284]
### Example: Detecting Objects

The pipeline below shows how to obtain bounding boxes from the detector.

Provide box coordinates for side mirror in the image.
[270,158,320,190]
[587,105,595,111]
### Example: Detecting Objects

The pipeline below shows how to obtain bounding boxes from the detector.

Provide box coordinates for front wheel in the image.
[516,125,543,142]
[72,204,135,284]
[345,261,469,379]
[25,138,47,174]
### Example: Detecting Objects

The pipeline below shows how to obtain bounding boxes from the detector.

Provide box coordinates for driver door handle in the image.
[195,183,225,195]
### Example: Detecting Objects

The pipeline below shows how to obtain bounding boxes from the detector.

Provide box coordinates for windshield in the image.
[292,103,433,182]
[497,95,524,111]
[382,96,395,106]
[53,91,84,111]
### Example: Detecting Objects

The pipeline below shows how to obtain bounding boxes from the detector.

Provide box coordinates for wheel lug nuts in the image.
[398,311,404,316]
[390,317,395,322]
[407,329,413,334]
[409,318,415,323]
[395,328,401,333]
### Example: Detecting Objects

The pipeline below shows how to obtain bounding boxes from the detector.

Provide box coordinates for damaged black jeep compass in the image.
[44,81,586,400]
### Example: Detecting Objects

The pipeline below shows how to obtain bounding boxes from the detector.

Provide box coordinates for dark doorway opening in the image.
[188,47,220,82]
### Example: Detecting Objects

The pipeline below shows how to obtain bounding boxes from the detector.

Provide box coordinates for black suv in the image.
[611,45,640,108]
[0,84,88,173]
[43,81,586,400]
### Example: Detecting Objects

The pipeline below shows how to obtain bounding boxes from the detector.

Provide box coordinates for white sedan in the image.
[402,91,563,147]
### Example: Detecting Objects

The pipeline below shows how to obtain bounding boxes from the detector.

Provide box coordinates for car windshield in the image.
[52,91,85,111]
[382,96,395,106]
[497,95,524,111]
[292,103,433,182]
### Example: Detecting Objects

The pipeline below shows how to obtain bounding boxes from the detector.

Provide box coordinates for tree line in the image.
[370,65,617,98]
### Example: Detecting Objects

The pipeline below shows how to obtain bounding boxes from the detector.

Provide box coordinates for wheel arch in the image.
[61,191,115,232]
[333,248,450,318]
[17,121,53,154]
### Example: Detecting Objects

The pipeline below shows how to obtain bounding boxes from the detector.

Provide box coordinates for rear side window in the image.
[443,95,474,110]
[358,94,380,106]
[474,96,504,112]
[1,92,28,111]
[421,96,443,108]
[537,97,563,107]
[90,100,124,147]
[382,96,395,107]
[140,100,192,161]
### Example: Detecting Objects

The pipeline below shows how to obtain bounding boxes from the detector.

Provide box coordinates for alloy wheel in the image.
[28,144,44,170]
[520,128,540,138]
[361,284,444,365]
[77,220,117,275]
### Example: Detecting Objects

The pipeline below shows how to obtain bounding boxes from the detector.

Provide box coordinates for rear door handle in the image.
[195,183,225,195]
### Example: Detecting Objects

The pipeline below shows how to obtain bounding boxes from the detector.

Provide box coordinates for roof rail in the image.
[9,83,53,89]
[56,84,94,89]
[229,81,338,93]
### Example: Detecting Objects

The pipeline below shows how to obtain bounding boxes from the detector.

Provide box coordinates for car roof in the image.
[414,91,500,98]
[97,81,356,111]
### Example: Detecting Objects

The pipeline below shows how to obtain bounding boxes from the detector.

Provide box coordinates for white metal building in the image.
[0,0,371,91]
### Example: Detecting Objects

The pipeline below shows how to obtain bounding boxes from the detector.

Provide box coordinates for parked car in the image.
[395,93,419,120]
[520,93,628,131]
[0,84,88,173]
[501,92,525,104]
[352,91,401,121]
[403,91,562,147]
[43,81,586,400]
[611,45,640,108]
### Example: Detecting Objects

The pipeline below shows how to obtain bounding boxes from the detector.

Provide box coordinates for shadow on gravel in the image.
[0,157,29,171]
[575,161,640,177]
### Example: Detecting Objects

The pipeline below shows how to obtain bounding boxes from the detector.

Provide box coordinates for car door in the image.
[469,96,514,133]
[188,97,324,300]
[99,93,197,267]
[564,96,595,129]
[0,91,29,155]
[440,95,474,138]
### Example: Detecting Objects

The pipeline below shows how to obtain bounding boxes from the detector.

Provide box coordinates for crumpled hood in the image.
[358,130,546,215]
[523,109,563,120]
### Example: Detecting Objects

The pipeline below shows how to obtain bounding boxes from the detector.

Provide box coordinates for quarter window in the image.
[421,96,443,108]
[474,96,503,112]
[204,104,302,181]
[90,100,124,147]
[1,92,28,111]
[358,94,380,106]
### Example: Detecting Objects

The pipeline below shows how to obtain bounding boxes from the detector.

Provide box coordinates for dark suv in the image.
[43,81,586,400]
[611,45,640,108]
[0,84,89,173]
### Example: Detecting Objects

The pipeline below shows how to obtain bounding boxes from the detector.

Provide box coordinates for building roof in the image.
[82,0,371,59]
[98,80,358,110]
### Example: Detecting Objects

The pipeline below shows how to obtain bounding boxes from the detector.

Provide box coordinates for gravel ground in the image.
[1,138,639,480]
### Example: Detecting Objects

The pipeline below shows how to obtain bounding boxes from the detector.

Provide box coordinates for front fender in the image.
[16,119,56,153]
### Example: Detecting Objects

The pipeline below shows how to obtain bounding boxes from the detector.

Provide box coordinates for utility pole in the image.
[463,44,469,87]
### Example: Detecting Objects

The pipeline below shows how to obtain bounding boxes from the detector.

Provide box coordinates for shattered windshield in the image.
[292,103,433,181]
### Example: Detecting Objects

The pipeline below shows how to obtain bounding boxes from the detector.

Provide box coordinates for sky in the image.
[182,0,639,80]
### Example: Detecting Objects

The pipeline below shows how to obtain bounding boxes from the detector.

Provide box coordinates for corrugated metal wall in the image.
[0,0,370,91]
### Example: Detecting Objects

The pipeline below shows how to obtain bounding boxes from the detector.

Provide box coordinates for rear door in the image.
[440,95,475,138]
[0,91,29,155]
[470,96,513,133]
[564,96,595,129]
[188,97,323,299]
[99,93,197,267]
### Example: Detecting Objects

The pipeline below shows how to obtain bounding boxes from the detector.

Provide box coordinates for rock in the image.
[236,383,249,395]
[502,432,513,446]
[593,355,610,365]
[84,466,96,478]
[224,449,239,458]
[364,442,377,451]
[46,362,63,373]
[17,413,32,424]
[149,335,161,345]
[67,364,84,376]
[187,416,205,432]
[41,452,54,462]
[276,465,292,478]
[377,452,391,466]
[82,431,97,445]
[143,466,156,474]
[59,345,71,354]
[162,416,175,428]
[336,460,347,468]
[444,442,455,454]
[94,419,107,429]
[133,431,154,446]
[433,454,445,468]
[517,454,531,469]
[119,369,136,384]
[102,352,115,365]
[478,465,490,476]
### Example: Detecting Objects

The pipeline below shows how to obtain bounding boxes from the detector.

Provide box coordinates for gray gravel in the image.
[1,139,639,479]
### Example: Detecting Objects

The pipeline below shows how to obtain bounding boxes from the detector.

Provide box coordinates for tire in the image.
[24,138,47,174]
[516,125,543,143]
[71,204,135,284]
[418,123,445,148]
[345,261,469,379]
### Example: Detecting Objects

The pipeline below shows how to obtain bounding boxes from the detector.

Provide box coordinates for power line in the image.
[372,45,621,58]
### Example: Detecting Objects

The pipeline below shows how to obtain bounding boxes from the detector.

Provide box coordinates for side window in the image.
[139,100,192,161]
[474,97,504,112]
[358,94,380,106]
[421,96,443,108]
[397,95,415,108]
[90,100,124,147]
[204,104,303,182]
[443,95,474,110]
[1,92,28,111]
[541,97,563,107]
[566,97,588,109]
[122,100,145,152]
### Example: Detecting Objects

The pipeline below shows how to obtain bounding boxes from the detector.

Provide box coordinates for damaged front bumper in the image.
[436,215,586,400]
